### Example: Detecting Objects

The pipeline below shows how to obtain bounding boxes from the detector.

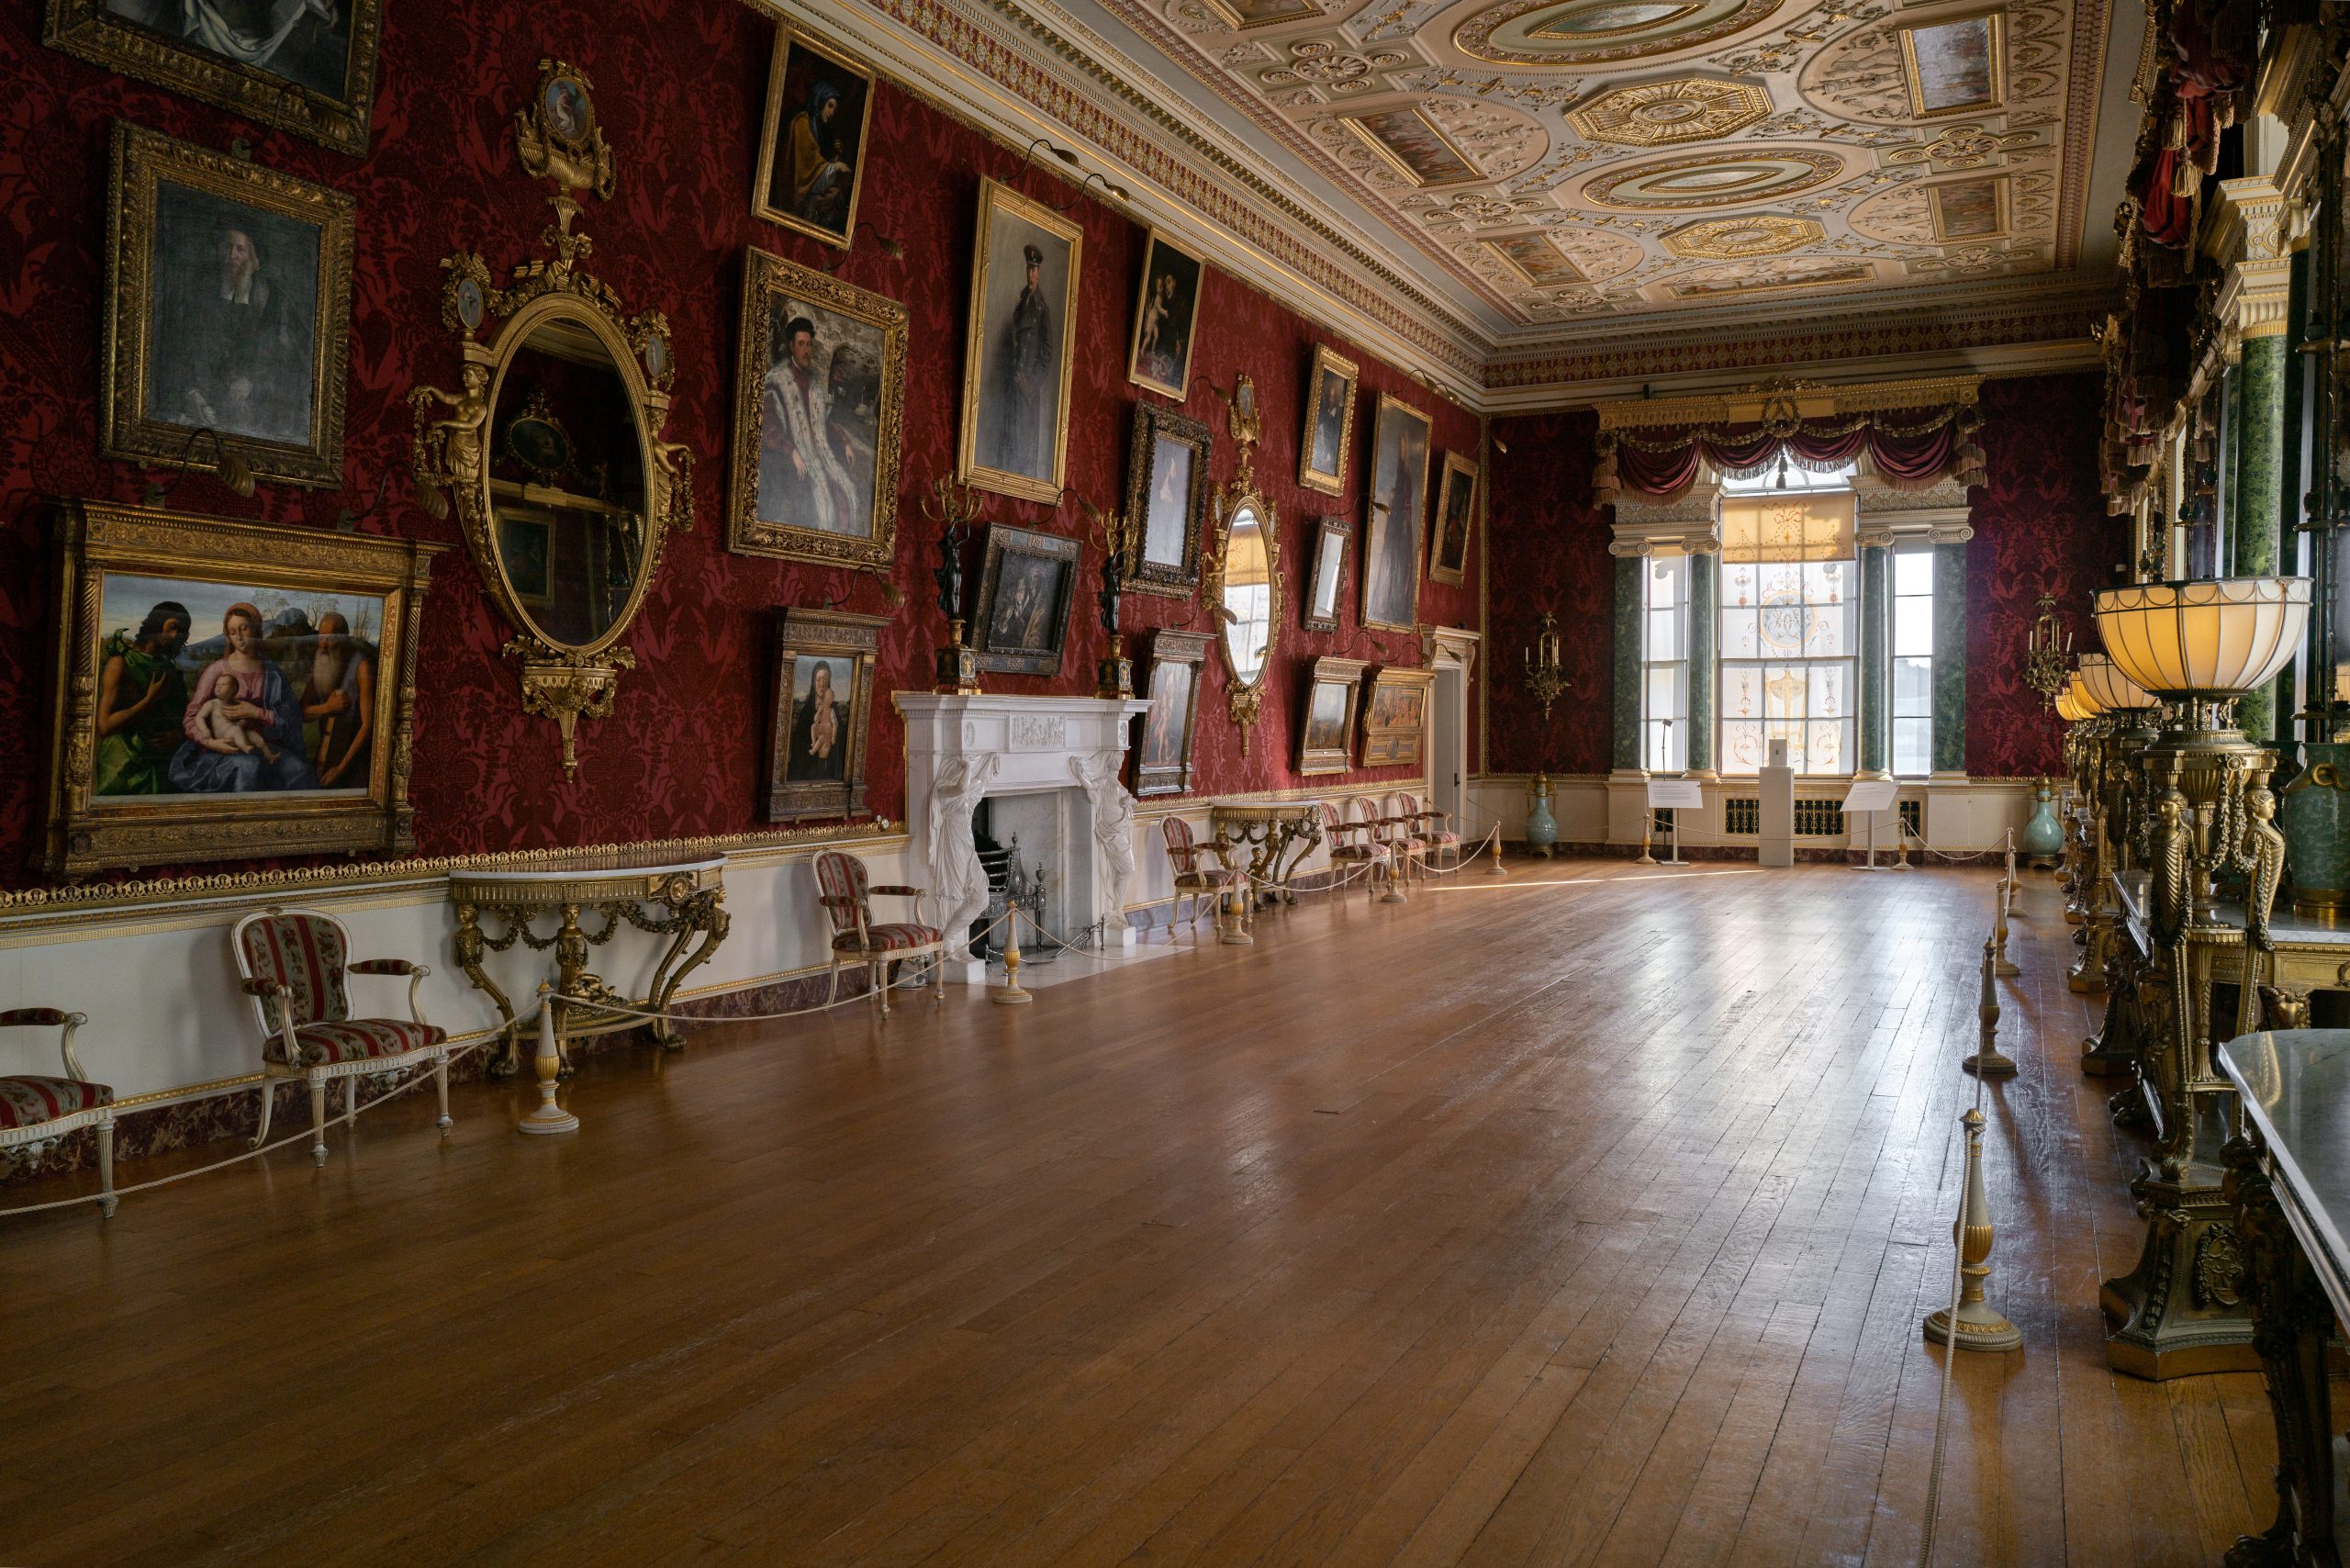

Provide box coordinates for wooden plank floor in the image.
[0,857,2277,1566]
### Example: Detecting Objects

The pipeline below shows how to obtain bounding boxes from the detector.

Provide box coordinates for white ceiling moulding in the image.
[749,0,1495,404]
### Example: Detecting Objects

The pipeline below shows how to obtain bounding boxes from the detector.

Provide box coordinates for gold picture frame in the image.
[1360,391,1433,633]
[1136,629,1211,798]
[105,121,356,488]
[1303,514,1350,632]
[958,178,1083,505]
[1360,666,1435,769]
[766,609,887,823]
[751,27,876,251]
[1126,229,1205,399]
[1125,400,1211,599]
[39,499,442,881]
[970,523,1080,676]
[47,0,384,156]
[1430,451,1478,587]
[1298,342,1358,497]
[726,247,907,569]
[1299,655,1369,776]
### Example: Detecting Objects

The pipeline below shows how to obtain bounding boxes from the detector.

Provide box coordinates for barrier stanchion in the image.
[994,906,1034,1004]
[1963,938,2019,1079]
[1922,1106,2022,1351]
[517,980,579,1136]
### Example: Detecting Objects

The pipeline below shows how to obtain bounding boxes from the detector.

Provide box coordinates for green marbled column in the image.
[1613,552,1643,772]
[1687,551,1717,773]
[2232,332,2287,742]
[2280,247,2311,755]
[1932,540,1968,775]
[1857,543,1889,776]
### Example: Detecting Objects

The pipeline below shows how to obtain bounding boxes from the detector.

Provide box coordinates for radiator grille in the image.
[1723,798,1758,835]
[1795,800,1846,837]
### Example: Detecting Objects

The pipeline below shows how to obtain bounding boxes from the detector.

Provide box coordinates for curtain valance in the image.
[1593,403,1984,505]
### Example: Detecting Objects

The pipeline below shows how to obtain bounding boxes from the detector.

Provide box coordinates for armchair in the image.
[0,1009,116,1218]
[1320,799,1393,899]
[231,907,452,1167]
[1394,791,1463,873]
[813,851,945,1014]
[1160,816,1239,935]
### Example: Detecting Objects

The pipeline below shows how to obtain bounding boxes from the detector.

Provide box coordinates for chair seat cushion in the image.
[273,1017,447,1068]
[0,1076,113,1130]
[1173,869,1234,890]
[1425,831,1461,846]
[834,923,942,954]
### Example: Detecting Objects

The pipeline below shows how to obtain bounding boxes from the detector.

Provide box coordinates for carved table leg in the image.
[647,890,730,1047]
[453,902,520,1079]
[551,902,589,1079]
[2222,1131,2341,1567]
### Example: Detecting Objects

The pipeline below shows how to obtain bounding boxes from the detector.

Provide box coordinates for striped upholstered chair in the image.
[0,1009,117,1218]
[1320,799,1392,898]
[1394,791,1463,873]
[231,907,452,1166]
[813,851,944,1014]
[1159,816,1239,935]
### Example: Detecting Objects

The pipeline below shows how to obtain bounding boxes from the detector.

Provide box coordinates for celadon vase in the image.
[2280,741,2350,918]
[1524,772,1559,859]
[2019,778,2063,868]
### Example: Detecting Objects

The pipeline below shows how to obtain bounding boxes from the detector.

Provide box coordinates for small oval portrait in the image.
[453,275,486,331]
[543,76,593,146]
[643,331,670,382]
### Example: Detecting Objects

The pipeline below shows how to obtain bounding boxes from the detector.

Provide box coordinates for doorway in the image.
[1432,665,1465,825]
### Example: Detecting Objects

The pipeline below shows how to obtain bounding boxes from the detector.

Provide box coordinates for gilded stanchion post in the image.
[1964,937,2019,1079]
[517,980,579,1136]
[1486,824,1508,876]
[1923,1106,2023,1350]
[1992,877,2020,978]
[993,906,1033,1006]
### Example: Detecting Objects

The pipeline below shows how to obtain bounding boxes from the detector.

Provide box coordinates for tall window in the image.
[1643,554,1687,771]
[1891,548,1934,776]
[1718,476,1858,776]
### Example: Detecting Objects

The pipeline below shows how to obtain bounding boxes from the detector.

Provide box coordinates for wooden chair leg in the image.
[435,1054,453,1130]
[345,1075,359,1129]
[876,958,890,1016]
[251,1081,274,1150]
[933,950,947,1004]
[96,1119,117,1219]
[825,956,841,1008]
[309,1077,329,1166]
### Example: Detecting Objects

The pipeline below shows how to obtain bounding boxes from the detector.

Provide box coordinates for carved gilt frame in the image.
[104,122,355,487]
[39,500,442,880]
[766,609,888,823]
[1201,375,1281,754]
[1124,399,1211,599]
[1298,342,1358,498]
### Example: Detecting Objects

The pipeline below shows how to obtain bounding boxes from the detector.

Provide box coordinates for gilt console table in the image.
[1209,801,1324,907]
[2217,1028,2350,1568]
[449,852,730,1078]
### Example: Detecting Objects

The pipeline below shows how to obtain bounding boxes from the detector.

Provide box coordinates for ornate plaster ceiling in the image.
[800,0,2136,400]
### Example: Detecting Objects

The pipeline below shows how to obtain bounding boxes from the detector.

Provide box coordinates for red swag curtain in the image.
[1595,406,1978,504]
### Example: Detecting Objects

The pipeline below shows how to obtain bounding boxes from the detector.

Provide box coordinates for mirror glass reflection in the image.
[487,312,648,648]
[1222,503,1271,685]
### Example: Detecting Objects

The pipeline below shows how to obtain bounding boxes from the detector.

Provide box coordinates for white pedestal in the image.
[1757,764,1795,868]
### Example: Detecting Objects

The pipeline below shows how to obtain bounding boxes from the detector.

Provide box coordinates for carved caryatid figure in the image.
[408,362,491,520]
[1070,751,1138,926]
[927,752,1000,961]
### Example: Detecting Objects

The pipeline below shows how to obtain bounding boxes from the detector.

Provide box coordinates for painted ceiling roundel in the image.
[1581,149,1847,208]
[1455,0,1784,67]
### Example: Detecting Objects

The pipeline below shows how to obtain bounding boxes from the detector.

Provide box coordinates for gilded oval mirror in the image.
[485,303,652,652]
[1221,501,1271,687]
[1203,375,1280,756]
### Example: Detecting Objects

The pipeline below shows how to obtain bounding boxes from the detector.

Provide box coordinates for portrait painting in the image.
[1430,452,1478,586]
[752,28,875,250]
[39,501,440,879]
[960,179,1084,504]
[1340,108,1480,188]
[1304,515,1350,632]
[972,524,1080,675]
[1135,629,1211,797]
[1298,655,1368,776]
[1125,401,1211,599]
[764,609,885,823]
[1900,12,2002,118]
[1127,230,1205,399]
[105,123,354,487]
[1360,666,1434,768]
[48,0,384,154]
[498,514,552,603]
[1360,393,1433,633]
[1298,342,1358,497]
[728,247,907,570]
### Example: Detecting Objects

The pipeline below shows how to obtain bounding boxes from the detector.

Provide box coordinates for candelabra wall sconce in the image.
[1521,611,1571,721]
[1079,496,1137,700]
[924,476,982,696]
[2024,591,2074,710]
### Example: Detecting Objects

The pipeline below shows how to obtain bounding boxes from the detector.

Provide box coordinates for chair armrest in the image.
[349,958,421,976]
[869,885,927,898]
[0,1008,74,1028]
[818,894,859,911]
[242,978,285,998]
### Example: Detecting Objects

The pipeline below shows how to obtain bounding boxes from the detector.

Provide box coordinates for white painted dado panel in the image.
[1467,775,2042,855]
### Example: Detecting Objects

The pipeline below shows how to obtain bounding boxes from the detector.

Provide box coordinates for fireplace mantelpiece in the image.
[895,693,1153,978]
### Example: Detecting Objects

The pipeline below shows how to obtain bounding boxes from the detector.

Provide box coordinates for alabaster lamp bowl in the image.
[2054,688,2085,723]
[2093,577,2309,813]
[2073,652,2158,714]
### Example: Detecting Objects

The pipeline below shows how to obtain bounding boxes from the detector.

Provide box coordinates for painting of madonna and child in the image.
[91,573,387,801]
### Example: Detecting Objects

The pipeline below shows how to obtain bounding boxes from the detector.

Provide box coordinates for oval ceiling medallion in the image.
[1455,0,1782,68]
[1581,149,1845,209]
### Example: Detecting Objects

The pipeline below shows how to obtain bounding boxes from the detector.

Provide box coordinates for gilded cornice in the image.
[1593,375,1984,432]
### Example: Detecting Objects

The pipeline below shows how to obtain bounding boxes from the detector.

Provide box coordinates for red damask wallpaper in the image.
[1964,371,2126,778]
[0,0,1477,888]
[1484,409,1612,777]
[1484,375,2121,780]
